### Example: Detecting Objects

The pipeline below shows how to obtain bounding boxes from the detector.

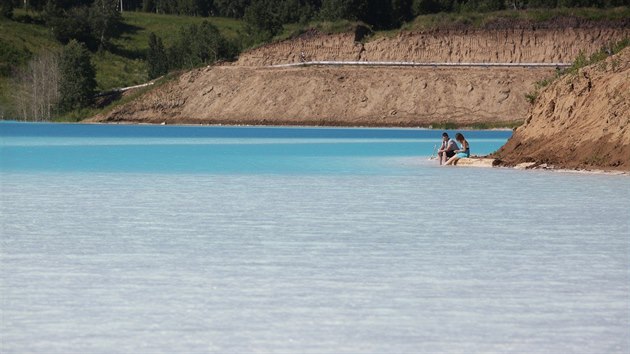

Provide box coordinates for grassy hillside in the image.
[0,11,243,118]
[0,17,62,117]
[403,6,630,32]
[270,7,630,45]
[98,12,243,89]
[1,7,627,120]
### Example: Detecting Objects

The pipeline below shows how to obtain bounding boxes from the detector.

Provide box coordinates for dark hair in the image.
[442,132,449,138]
[455,133,465,141]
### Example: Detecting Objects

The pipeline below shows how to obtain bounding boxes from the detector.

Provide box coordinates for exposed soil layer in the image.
[236,27,629,66]
[91,25,629,130]
[493,48,630,171]
[90,66,552,126]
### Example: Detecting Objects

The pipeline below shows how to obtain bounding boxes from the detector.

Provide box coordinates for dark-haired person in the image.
[437,132,458,165]
[444,133,470,166]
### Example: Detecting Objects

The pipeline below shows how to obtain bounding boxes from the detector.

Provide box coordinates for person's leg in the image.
[444,156,459,166]
[443,151,455,165]
[438,151,444,165]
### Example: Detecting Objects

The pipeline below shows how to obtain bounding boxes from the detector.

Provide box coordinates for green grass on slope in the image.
[100,12,243,90]
[0,16,61,57]
[524,37,629,104]
[113,12,242,56]
[0,16,62,117]
[1,11,243,91]
[402,6,630,32]
[0,12,244,118]
[273,7,629,45]
[91,51,147,91]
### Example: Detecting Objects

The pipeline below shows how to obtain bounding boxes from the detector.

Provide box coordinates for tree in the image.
[147,32,168,79]
[45,3,98,49]
[364,0,393,29]
[1,0,13,18]
[214,0,249,17]
[89,0,122,51]
[276,0,316,24]
[477,0,505,11]
[12,52,61,121]
[412,0,448,15]
[58,40,96,111]
[459,0,505,12]
[319,0,368,21]
[391,0,413,25]
[243,0,283,44]
[142,0,154,11]
[167,21,236,69]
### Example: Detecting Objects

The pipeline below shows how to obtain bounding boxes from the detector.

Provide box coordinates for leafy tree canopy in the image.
[58,39,96,111]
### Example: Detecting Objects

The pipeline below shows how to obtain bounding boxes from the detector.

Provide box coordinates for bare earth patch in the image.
[493,48,630,171]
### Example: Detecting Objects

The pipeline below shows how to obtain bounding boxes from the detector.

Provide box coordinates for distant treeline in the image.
[5,0,629,30]
[4,0,628,53]
[146,21,238,79]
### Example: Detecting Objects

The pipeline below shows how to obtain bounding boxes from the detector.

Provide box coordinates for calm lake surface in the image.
[1,122,629,353]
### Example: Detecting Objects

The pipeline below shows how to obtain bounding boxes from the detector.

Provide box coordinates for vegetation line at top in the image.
[525,37,629,104]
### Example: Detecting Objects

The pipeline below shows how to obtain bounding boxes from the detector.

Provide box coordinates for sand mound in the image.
[90,25,629,128]
[493,47,630,171]
[89,65,551,127]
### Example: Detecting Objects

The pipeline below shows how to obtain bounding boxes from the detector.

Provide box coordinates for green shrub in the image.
[525,37,629,105]
[147,32,168,80]
[0,40,32,76]
[535,77,552,89]
[430,121,457,129]
[58,40,96,111]
[1,0,13,19]
[525,91,538,104]
[564,38,629,75]
[243,0,284,46]
[166,21,238,70]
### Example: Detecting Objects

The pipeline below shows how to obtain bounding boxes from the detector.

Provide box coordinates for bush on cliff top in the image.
[525,37,629,104]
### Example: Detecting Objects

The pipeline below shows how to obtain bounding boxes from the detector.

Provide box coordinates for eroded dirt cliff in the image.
[493,47,630,171]
[91,65,550,126]
[236,27,629,66]
[91,24,629,127]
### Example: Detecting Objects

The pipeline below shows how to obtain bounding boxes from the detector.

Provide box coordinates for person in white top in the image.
[437,132,458,165]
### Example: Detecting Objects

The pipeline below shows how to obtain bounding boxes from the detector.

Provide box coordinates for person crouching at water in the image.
[444,133,470,166]
[437,132,458,165]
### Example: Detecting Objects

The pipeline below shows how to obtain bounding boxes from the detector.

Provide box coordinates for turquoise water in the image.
[1,122,629,353]
[0,122,509,174]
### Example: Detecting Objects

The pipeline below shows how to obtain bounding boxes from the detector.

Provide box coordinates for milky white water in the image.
[1,123,628,353]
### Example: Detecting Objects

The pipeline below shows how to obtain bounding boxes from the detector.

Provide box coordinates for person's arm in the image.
[450,140,460,152]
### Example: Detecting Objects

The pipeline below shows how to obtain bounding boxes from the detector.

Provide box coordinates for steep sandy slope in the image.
[237,27,629,66]
[493,47,630,171]
[91,65,552,126]
[91,24,629,127]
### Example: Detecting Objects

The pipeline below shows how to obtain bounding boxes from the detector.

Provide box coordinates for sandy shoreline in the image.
[5,120,626,175]
[81,120,514,131]
[453,157,629,175]
[84,121,630,175]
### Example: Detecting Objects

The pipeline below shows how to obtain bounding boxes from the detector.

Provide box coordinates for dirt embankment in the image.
[90,65,548,126]
[237,27,629,66]
[493,47,630,171]
[91,25,629,127]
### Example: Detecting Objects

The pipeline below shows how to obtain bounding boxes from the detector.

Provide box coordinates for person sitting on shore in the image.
[437,132,458,165]
[444,133,470,166]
